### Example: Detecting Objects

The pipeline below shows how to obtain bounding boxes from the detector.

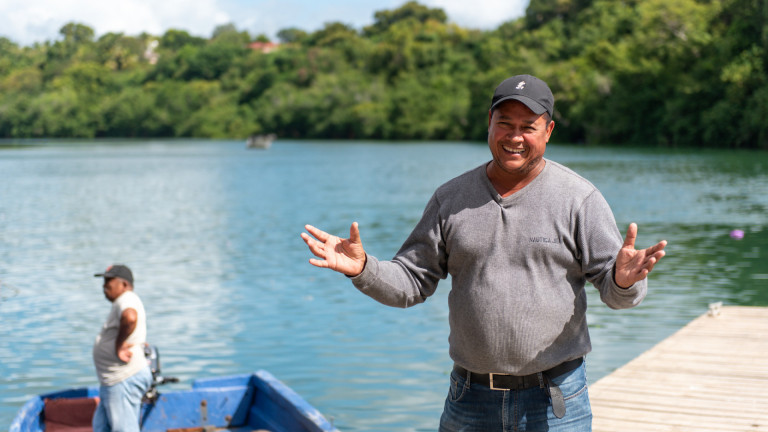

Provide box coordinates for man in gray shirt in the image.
[301,74,667,431]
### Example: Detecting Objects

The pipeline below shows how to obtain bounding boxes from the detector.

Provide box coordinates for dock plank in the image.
[591,306,768,432]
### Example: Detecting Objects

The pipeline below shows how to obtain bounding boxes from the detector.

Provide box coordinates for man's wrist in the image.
[613,267,632,289]
[345,255,368,278]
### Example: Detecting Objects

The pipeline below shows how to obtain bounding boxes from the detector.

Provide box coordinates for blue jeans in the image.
[92,366,152,432]
[439,362,592,431]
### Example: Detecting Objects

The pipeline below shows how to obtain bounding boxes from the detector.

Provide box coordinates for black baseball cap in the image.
[94,264,133,285]
[490,74,554,117]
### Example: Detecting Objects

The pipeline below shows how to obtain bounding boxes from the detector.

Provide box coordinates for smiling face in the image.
[487,100,554,190]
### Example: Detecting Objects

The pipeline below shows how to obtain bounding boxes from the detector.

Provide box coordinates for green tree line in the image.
[0,0,766,148]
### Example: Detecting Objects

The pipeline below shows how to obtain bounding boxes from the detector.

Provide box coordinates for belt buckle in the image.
[488,373,510,391]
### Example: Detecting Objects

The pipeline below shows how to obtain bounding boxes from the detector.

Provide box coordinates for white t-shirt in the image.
[92,290,147,385]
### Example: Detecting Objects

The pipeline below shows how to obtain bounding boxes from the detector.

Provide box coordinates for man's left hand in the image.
[117,342,134,363]
[615,223,667,288]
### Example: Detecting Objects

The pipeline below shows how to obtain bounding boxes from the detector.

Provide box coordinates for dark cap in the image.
[490,74,554,117]
[94,264,133,285]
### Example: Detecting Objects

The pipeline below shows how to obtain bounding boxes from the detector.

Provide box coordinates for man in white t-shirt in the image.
[92,264,152,432]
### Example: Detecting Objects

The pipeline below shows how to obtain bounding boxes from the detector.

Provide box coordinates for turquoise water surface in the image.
[1,140,766,431]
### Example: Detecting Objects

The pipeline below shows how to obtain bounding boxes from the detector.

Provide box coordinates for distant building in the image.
[248,42,280,54]
[144,40,159,65]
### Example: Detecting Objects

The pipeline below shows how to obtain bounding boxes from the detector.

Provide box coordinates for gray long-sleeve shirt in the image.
[351,160,646,375]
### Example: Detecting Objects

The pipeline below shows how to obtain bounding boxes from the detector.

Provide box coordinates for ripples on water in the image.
[1,140,766,431]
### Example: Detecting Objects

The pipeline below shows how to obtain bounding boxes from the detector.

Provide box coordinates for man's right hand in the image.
[301,222,367,277]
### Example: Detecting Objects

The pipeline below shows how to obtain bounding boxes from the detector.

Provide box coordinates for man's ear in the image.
[546,119,555,141]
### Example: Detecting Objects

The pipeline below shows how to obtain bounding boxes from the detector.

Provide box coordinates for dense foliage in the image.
[0,0,765,148]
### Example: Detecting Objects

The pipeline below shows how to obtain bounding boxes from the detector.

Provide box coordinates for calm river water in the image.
[1,139,766,431]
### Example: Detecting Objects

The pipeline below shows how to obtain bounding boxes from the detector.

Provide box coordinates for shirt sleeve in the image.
[577,190,647,309]
[350,193,448,308]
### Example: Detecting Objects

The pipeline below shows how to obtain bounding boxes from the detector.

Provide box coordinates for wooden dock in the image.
[591,305,768,431]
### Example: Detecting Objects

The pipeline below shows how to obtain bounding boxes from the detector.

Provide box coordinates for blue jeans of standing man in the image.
[439,362,592,431]
[92,366,152,432]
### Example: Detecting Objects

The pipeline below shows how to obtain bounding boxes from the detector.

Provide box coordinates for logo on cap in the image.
[516,81,526,90]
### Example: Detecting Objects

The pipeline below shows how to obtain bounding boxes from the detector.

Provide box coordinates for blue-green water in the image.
[1,140,766,431]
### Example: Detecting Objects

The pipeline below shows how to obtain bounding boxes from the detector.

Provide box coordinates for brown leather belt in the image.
[452,357,583,390]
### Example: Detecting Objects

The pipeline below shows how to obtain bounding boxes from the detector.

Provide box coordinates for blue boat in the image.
[11,347,338,432]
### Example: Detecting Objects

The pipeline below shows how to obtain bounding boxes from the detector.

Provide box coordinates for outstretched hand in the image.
[301,222,367,276]
[614,223,667,288]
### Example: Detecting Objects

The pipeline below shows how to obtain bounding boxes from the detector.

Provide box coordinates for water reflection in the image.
[1,140,766,431]
[0,280,19,302]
